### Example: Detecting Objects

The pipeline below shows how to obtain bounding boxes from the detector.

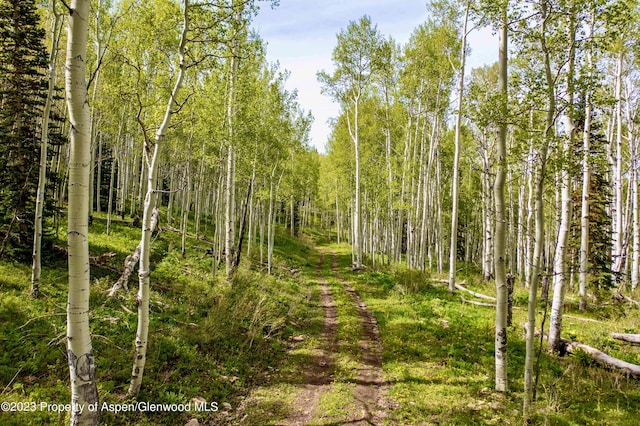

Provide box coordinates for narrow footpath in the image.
[238,246,390,425]
[281,250,388,425]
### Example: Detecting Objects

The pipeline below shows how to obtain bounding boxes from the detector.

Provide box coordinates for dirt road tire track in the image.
[279,249,337,425]
[331,251,388,425]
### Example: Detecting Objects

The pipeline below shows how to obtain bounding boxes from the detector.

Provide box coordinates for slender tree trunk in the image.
[336,182,340,244]
[96,132,102,214]
[31,4,63,297]
[579,18,594,308]
[260,199,265,266]
[613,50,625,278]
[630,96,640,291]
[225,2,241,280]
[548,2,575,352]
[233,176,253,270]
[267,168,284,274]
[181,162,191,258]
[494,5,508,393]
[167,164,175,226]
[106,149,116,236]
[128,0,189,398]
[195,146,204,239]
[353,98,363,268]
[65,1,99,423]
[449,3,469,293]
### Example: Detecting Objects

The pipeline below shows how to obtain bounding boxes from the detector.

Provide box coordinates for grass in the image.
[339,243,640,425]
[0,214,317,426]
[2,217,640,425]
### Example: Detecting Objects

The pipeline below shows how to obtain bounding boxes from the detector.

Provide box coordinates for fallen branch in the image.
[163,224,212,243]
[90,251,116,265]
[561,338,640,379]
[564,315,601,324]
[431,278,497,301]
[611,333,640,345]
[108,207,158,297]
[460,296,495,307]
[433,278,466,286]
[455,283,496,301]
[623,295,640,307]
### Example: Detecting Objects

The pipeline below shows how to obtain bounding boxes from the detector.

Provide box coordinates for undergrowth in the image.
[0,214,314,425]
[342,245,640,425]
[2,219,640,425]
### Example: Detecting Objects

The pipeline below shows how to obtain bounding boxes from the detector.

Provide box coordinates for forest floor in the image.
[239,248,391,425]
[2,218,640,425]
[236,241,640,425]
[238,248,390,425]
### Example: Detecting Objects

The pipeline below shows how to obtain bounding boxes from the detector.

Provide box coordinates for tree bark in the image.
[449,3,469,292]
[31,3,63,298]
[128,0,189,398]
[494,3,509,393]
[65,1,100,423]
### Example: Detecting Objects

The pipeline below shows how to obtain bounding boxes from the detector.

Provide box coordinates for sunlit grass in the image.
[324,242,640,425]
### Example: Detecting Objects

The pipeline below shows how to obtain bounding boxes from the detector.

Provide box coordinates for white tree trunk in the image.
[612,50,625,277]
[524,0,563,408]
[549,3,575,352]
[65,1,99,423]
[580,20,594,307]
[449,3,469,292]
[128,0,188,397]
[225,145,235,277]
[353,100,363,268]
[31,4,63,297]
[224,3,241,279]
[106,149,116,235]
[181,162,191,257]
[494,8,508,393]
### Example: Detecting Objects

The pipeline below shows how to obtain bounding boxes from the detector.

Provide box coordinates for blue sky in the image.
[251,0,497,153]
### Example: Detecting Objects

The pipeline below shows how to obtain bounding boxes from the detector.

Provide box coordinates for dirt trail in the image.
[276,248,389,425]
[280,249,337,425]
[331,251,388,425]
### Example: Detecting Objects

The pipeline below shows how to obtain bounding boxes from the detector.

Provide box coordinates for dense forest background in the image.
[1,0,640,425]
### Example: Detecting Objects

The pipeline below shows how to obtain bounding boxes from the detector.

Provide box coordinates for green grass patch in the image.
[326,243,640,425]
[0,216,318,425]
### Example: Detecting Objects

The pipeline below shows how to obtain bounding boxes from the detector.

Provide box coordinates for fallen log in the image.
[611,333,640,345]
[455,284,497,301]
[561,338,640,379]
[460,296,495,307]
[564,315,602,324]
[432,278,497,301]
[108,207,158,297]
[433,278,466,286]
[623,295,640,307]
[90,251,116,265]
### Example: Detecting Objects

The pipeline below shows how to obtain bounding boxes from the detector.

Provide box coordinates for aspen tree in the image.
[65,0,100,423]
[494,0,509,393]
[318,16,384,270]
[612,50,625,277]
[225,0,242,280]
[128,0,189,398]
[449,2,469,293]
[549,0,576,350]
[32,1,63,297]
[580,12,595,308]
